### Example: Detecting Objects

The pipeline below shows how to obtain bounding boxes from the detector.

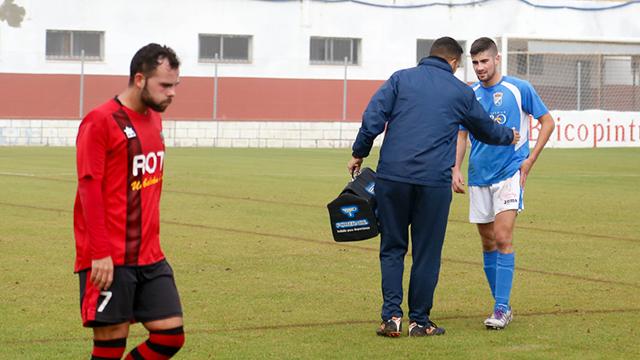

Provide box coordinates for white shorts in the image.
[469,171,523,224]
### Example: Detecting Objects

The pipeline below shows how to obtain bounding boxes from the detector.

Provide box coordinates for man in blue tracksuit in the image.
[348,37,519,337]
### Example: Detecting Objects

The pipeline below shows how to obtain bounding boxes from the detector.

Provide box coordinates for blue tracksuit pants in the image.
[376,177,452,325]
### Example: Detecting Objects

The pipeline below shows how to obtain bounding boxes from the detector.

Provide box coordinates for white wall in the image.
[3,110,640,148]
[0,119,377,148]
[2,0,640,80]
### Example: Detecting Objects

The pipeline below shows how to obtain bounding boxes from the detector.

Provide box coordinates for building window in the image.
[416,39,434,63]
[199,34,251,62]
[310,37,360,65]
[46,30,104,60]
[633,56,640,86]
[417,39,465,66]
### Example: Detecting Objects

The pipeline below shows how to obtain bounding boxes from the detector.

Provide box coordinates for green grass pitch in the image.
[0,147,639,359]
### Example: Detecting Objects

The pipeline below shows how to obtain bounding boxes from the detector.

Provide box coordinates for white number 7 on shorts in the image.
[97,291,113,312]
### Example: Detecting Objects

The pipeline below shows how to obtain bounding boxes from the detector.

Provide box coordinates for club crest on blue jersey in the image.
[493,92,503,106]
[340,205,359,218]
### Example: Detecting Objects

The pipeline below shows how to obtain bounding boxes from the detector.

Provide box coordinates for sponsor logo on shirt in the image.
[490,112,507,125]
[132,151,164,177]
[493,92,503,106]
[123,126,137,139]
[130,151,165,191]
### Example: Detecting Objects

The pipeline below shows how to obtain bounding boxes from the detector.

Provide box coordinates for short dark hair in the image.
[129,43,180,85]
[429,37,464,62]
[470,37,498,56]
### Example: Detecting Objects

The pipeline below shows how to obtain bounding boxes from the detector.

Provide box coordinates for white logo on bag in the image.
[365,182,375,195]
[340,206,359,218]
[133,151,164,176]
[336,219,369,229]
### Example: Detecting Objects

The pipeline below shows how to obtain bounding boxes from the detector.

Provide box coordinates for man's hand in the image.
[519,158,534,188]
[452,168,466,194]
[511,128,521,145]
[90,256,114,290]
[348,156,363,176]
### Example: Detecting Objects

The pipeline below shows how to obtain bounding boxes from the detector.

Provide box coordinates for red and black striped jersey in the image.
[73,98,166,272]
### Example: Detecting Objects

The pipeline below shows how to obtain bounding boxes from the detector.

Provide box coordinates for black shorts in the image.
[79,259,183,327]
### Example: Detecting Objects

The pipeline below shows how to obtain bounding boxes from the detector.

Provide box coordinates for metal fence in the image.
[502,37,640,111]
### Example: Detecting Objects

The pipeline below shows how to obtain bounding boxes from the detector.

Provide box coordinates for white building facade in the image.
[1,0,640,147]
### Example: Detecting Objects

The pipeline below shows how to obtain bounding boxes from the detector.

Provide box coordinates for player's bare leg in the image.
[493,210,516,254]
[478,222,496,252]
[144,316,184,332]
[91,322,129,359]
[94,322,130,340]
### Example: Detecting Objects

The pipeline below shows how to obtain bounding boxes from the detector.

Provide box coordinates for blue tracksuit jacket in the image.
[352,56,515,186]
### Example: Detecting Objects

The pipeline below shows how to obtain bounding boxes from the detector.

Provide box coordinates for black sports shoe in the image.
[376,317,402,337]
[408,320,445,337]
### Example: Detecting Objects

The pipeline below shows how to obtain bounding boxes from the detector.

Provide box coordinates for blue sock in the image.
[483,250,498,300]
[495,252,515,311]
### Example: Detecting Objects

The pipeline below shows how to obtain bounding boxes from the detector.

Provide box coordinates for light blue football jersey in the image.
[464,76,548,186]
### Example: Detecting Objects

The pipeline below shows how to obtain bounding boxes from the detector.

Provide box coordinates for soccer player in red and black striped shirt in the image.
[74,43,185,359]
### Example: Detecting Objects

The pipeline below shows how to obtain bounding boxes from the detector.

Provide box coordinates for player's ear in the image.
[495,53,502,64]
[449,57,459,73]
[134,73,146,89]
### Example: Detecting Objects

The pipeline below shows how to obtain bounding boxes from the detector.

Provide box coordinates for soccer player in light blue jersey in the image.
[452,37,555,329]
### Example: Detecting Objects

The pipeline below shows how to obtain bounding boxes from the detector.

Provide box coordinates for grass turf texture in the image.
[0,147,639,359]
